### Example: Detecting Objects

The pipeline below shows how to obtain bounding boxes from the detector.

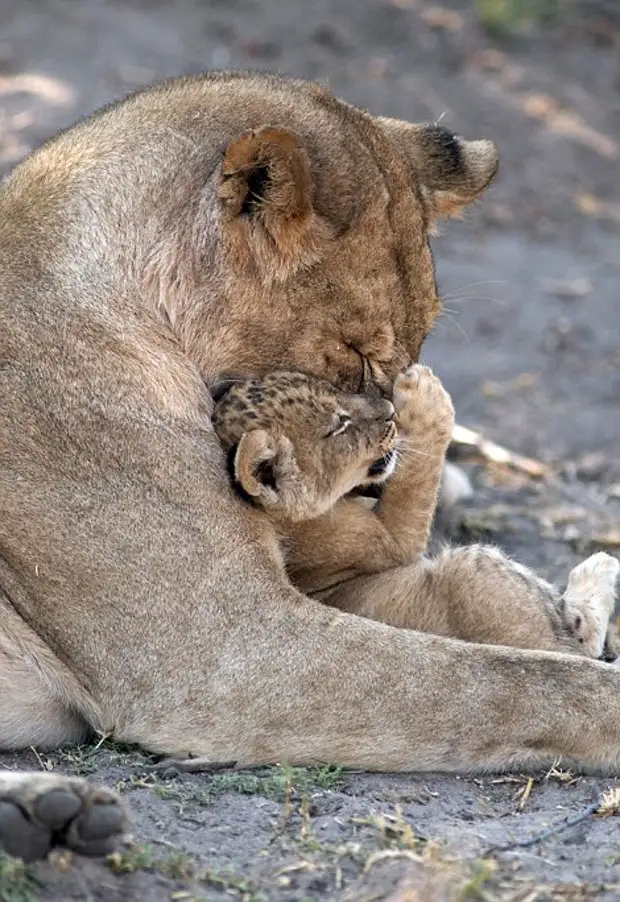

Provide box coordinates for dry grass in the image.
[0,854,40,902]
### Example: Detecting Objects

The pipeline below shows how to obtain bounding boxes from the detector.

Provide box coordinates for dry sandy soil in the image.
[1,1,619,899]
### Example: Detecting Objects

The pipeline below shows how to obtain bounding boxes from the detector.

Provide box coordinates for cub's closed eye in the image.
[328,413,351,437]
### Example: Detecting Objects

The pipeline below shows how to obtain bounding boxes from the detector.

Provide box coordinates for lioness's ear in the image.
[218,127,328,272]
[378,119,498,222]
[233,429,298,509]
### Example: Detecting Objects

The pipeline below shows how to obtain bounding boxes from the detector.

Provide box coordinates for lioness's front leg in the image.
[0,772,128,860]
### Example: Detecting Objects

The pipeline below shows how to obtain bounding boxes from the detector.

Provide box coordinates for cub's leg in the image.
[0,772,128,860]
[562,552,619,660]
[285,364,455,590]
[325,545,617,657]
[286,364,455,589]
[369,363,455,560]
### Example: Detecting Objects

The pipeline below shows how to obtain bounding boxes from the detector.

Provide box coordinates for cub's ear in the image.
[217,127,329,275]
[233,429,299,510]
[209,374,246,403]
[378,118,498,222]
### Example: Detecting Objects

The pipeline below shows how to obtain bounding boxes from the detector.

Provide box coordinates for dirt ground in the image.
[1,1,620,899]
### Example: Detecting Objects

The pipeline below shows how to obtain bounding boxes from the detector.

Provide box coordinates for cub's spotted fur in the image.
[212,369,398,522]
[213,366,618,660]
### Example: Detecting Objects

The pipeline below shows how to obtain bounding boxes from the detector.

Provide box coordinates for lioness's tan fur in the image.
[2,73,620,786]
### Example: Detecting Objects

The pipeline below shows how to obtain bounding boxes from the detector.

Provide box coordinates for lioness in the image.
[2,71,620,861]
[212,365,618,658]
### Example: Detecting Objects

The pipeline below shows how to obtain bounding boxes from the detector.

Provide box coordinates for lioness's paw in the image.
[0,771,129,861]
[392,364,454,440]
[562,552,619,659]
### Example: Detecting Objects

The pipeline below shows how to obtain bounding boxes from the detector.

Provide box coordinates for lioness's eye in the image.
[328,413,351,437]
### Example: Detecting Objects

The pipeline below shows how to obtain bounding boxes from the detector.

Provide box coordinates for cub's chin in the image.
[345,449,398,501]
[363,449,397,485]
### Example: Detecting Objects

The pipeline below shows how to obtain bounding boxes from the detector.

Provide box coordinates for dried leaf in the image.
[541,278,592,298]
[420,6,463,30]
[597,787,620,817]
[591,530,620,550]
[574,191,604,216]
[537,506,588,529]
[522,92,558,119]
[516,777,535,811]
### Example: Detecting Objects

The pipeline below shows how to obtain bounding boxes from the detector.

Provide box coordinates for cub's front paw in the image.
[392,364,455,442]
[562,552,619,659]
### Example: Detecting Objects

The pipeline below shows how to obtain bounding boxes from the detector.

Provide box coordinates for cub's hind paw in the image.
[0,771,129,861]
[562,552,619,659]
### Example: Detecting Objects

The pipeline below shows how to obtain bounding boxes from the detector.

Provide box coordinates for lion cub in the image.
[212,366,618,660]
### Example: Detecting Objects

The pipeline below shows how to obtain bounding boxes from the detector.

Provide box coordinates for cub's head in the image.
[211,370,397,522]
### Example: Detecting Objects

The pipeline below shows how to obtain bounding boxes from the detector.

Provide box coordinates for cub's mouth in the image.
[366,449,396,482]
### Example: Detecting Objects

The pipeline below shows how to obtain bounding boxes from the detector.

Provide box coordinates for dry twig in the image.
[142,757,238,775]
[451,423,549,478]
[485,791,616,855]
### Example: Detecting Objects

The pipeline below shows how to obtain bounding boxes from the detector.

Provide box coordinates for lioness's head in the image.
[211,370,397,521]
[7,72,498,400]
